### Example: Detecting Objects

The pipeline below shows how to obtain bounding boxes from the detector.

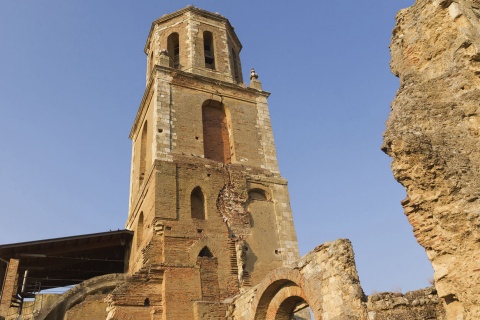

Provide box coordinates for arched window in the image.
[139,121,147,185]
[203,31,215,69]
[191,187,205,220]
[136,212,144,248]
[167,33,180,68]
[202,100,231,163]
[248,188,270,201]
[198,246,213,258]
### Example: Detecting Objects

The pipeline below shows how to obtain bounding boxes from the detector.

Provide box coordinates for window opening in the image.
[191,187,205,219]
[248,188,269,201]
[198,246,213,258]
[167,33,180,68]
[203,31,215,69]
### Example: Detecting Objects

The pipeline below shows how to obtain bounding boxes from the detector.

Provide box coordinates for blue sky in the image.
[0,1,430,294]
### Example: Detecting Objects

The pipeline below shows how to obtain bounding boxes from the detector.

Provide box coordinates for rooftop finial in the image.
[250,68,258,80]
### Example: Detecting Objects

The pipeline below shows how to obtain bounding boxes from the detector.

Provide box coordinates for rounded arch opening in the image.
[167,32,180,68]
[275,296,312,320]
[203,31,215,69]
[248,188,270,201]
[254,278,315,320]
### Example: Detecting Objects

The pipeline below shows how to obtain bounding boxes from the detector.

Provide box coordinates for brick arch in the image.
[250,268,321,320]
[248,188,271,201]
[265,285,306,320]
[36,273,126,320]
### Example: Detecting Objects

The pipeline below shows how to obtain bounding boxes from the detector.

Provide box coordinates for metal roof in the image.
[0,230,133,297]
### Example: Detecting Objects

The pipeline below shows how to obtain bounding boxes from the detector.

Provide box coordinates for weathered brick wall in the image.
[197,257,220,301]
[202,101,231,163]
[194,301,228,320]
[0,259,19,317]
[106,269,163,320]
[64,293,108,320]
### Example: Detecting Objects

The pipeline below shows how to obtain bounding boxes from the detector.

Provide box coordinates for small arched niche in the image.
[191,186,206,220]
[198,246,214,258]
[202,100,231,163]
[167,32,180,68]
[248,188,270,201]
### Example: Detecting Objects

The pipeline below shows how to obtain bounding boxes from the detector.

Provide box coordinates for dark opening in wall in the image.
[203,31,215,69]
[198,246,213,258]
[191,186,205,219]
[248,188,270,201]
[167,32,180,68]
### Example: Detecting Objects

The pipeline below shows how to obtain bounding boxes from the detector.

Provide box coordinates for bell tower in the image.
[144,6,243,85]
[110,6,299,319]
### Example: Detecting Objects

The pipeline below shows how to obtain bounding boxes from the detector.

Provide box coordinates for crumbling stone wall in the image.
[366,288,445,320]
[230,239,368,320]
[383,1,480,319]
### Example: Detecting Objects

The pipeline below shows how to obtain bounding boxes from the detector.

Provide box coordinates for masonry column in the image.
[0,259,19,316]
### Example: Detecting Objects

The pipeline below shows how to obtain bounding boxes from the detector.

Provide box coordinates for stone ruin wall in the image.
[229,239,444,320]
[367,288,445,320]
[383,0,480,319]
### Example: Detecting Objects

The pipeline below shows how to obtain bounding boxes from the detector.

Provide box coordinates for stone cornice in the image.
[168,66,270,99]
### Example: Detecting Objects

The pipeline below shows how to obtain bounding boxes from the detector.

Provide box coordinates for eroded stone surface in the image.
[367,288,445,320]
[383,1,480,318]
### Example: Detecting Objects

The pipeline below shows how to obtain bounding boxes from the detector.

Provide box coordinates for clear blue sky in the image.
[0,1,429,294]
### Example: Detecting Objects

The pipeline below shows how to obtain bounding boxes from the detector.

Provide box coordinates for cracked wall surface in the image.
[383,1,480,319]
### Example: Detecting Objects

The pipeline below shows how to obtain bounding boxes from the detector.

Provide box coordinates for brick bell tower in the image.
[108,6,299,319]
